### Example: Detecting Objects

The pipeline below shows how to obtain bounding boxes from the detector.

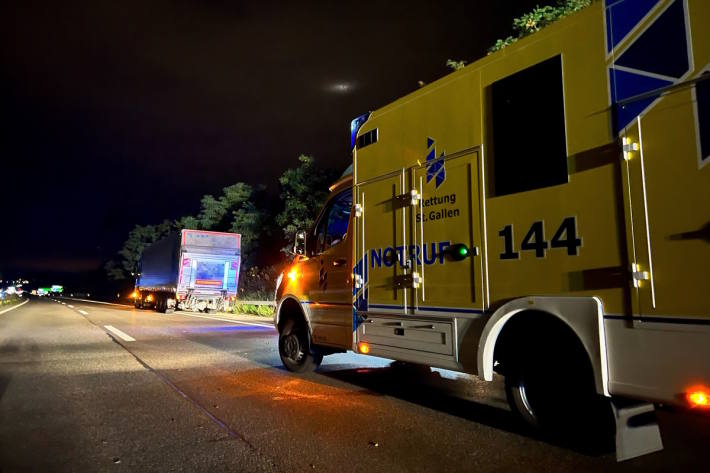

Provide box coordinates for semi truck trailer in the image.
[274,0,710,461]
[134,229,241,313]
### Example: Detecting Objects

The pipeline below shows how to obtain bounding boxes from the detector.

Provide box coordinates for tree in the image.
[197,194,227,230]
[488,0,594,54]
[107,180,268,281]
[276,154,336,253]
[174,215,200,231]
[230,200,263,265]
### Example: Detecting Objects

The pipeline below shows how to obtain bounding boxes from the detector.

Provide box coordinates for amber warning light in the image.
[687,386,710,409]
[358,342,370,354]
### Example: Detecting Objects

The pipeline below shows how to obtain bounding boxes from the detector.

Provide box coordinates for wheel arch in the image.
[477,296,609,396]
[275,295,312,334]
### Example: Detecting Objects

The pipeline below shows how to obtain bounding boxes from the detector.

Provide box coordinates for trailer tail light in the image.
[358,342,370,354]
[687,386,710,409]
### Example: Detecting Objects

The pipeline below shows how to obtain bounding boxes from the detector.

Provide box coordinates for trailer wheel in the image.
[503,332,613,447]
[278,318,322,373]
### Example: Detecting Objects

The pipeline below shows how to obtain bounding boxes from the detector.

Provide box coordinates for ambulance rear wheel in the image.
[503,333,614,448]
[279,318,322,373]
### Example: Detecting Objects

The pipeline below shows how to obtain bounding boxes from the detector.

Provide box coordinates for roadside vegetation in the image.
[446,0,595,71]
[488,0,594,53]
[230,303,274,317]
[0,294,23,308]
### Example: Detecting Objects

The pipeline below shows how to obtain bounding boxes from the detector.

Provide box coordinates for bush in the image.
[238,265,281,301]
[230,303,274,317]
[0,294,22,307]
[488,0,594,54]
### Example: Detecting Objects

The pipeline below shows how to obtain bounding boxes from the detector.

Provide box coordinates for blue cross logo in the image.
[425,137,446,188]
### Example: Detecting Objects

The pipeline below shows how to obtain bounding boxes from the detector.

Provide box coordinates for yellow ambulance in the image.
[274,0,709,459]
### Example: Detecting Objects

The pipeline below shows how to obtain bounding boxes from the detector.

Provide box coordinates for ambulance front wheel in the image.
[278,318,323,373]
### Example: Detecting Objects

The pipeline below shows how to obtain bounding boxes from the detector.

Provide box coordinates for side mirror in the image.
[294,230,307,256]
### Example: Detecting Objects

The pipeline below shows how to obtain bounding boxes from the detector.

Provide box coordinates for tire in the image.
[503,334,614,446]
[156,294,167,313]
[278,318,323,373]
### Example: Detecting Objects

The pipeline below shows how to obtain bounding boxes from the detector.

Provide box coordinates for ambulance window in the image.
[488,55,568,196]
[314,189,352,254]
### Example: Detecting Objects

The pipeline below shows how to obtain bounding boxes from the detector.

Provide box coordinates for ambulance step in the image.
[358,316,454,356]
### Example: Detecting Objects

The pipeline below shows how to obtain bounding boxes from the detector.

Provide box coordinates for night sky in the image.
[1,0,540,277]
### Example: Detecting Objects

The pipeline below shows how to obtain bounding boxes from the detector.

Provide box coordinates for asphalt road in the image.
[1,297,708,472]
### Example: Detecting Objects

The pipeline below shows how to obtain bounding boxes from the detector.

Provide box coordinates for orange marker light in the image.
[146,294,154,302]
[130,291,138,299]
[359,342,370,354]
[687,386,710,408]
[287,268,299,283]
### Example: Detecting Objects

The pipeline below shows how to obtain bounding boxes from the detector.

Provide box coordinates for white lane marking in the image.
[79,310,89,315]
[61,297,130,308]
[175,311,274,328]
[104,325,136,342]
[61,302,66,305]
[0,299,29,315]
[67,305,74,308]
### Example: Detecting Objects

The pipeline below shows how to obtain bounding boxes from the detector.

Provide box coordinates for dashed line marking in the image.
[104,325,136,342]
[67,305,74,308]
[79,310,89,315]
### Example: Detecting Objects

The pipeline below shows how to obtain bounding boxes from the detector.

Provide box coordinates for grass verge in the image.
[0,294,23,309]
[230,303,274,317]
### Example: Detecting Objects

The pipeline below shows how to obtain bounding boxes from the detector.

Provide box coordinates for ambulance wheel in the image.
[279,318,322,373]
[503,333,614,447]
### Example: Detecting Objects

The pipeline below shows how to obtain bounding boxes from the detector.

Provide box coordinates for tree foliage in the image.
[445,59,467,71]
[488,0,594,54]
[276,154,336,252]
[107,183,265,280]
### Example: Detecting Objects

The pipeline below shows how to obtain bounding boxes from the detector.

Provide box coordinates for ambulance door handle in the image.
[333,258,347,267]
